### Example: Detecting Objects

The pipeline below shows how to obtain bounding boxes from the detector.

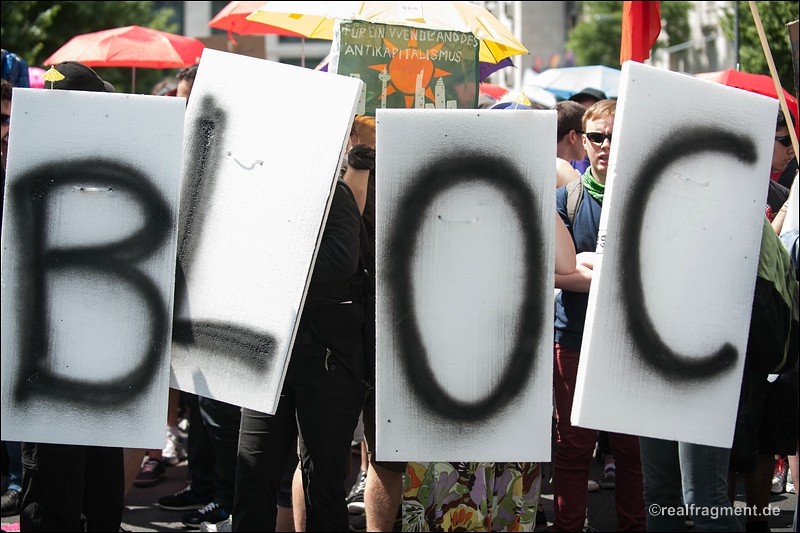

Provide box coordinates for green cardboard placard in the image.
[333,20,480,115]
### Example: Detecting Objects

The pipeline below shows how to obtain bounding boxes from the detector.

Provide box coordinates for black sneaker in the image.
[159,485,214,511]
[182,501,230,529]
[134,458,165,488]
[349,512,366,533]
[346,469,367,514]
[0,489,21,517]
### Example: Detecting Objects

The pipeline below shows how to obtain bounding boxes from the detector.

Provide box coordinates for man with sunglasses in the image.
[771,109,797,189]
[552,99,647,532]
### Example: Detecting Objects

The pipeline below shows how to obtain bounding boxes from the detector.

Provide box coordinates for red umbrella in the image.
[208,1,309,66]
[695,69,798,125]
[208,1,306,41]
[43,25,206,92]
[479,82,509,100]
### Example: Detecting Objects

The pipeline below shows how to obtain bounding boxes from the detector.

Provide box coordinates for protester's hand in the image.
[348,143,375,170]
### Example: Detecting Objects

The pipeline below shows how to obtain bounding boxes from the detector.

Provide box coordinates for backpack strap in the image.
[565,177,585,225]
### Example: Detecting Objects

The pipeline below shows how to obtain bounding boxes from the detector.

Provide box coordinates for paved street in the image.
[2,447,796,532]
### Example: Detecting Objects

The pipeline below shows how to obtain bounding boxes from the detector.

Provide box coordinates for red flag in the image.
[620,1,662,65]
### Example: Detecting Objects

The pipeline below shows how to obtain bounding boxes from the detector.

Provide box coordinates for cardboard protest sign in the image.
[330,20,480,115]
[1,89,184,448]
[572,62,778,447]
[375,108,556,461]
[169,49,363,415]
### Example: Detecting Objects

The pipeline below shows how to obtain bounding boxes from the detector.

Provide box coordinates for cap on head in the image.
[569,87,607,104]
[51,61,114,93]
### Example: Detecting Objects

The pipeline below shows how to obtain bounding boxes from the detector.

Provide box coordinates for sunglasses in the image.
[775,135,791,147]
[585,132,612,144]
[1,114,9,126]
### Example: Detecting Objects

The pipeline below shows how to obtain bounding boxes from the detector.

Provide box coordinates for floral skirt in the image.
[403,462,541,532]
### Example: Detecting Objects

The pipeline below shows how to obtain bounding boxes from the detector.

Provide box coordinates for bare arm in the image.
[556,158,580,188]
[555,264,593,293]
[555,251,596,292]
[555,214,576,275]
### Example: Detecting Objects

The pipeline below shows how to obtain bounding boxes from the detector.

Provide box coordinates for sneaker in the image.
[159,485,214,511]
[346,469,367,514]
[183,502,230,529]
[599,466,615,490]
[349,512,366,533]
[178,417,190,439]
[787,470,795,494]
[0,489,21,517]
[199,515,232,532]
[162,426,187,466]
[587,479,599,492]
[134,458,165,488]
[772,456,787,494]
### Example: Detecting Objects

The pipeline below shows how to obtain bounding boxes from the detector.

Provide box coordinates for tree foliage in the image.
[565,1,693,68]
[1,1,179,92]
[720,1,796,94]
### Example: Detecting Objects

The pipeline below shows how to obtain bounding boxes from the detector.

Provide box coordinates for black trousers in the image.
[20,443,123,532]
[232,337,366,532]
[185,393,242,508]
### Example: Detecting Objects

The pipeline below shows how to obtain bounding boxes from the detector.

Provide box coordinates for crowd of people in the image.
[0,48,798,533]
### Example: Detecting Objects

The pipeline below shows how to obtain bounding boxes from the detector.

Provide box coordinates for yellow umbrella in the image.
[246,1,528,64]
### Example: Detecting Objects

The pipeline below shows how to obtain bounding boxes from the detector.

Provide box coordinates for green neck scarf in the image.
[583,168,605,204]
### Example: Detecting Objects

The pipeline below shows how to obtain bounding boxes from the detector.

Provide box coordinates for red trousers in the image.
[552,343,646,532]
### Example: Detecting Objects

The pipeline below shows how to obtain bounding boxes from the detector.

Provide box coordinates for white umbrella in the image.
[523,65,621,100]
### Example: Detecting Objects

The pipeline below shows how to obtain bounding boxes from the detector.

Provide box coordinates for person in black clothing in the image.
[232,170,369,532]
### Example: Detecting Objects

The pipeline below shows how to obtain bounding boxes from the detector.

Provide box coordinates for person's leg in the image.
[346,440,369,515]
[553,343,597,532]
[159,392,215,512]
[197,396,242,511]
[362,386,405,532]
[123,448,146,495]
[186,392,215,500]
[366,463,404,531]
[277,450,300,532]
[163,387,187,465]
[640,437,684,532]
[20,442,86,531]
[291,342,366,531]
[0,441,22,517]
[82,446,124,532]
[607,432,646,531]
[744,454,774,531]
[232,402,297,532]
[788,445,799,494]
[292,464,306,532]
[5,441,21,493]
[679,442,743,532]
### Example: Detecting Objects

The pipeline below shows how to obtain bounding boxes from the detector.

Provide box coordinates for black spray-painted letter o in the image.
[387,153,546,421]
